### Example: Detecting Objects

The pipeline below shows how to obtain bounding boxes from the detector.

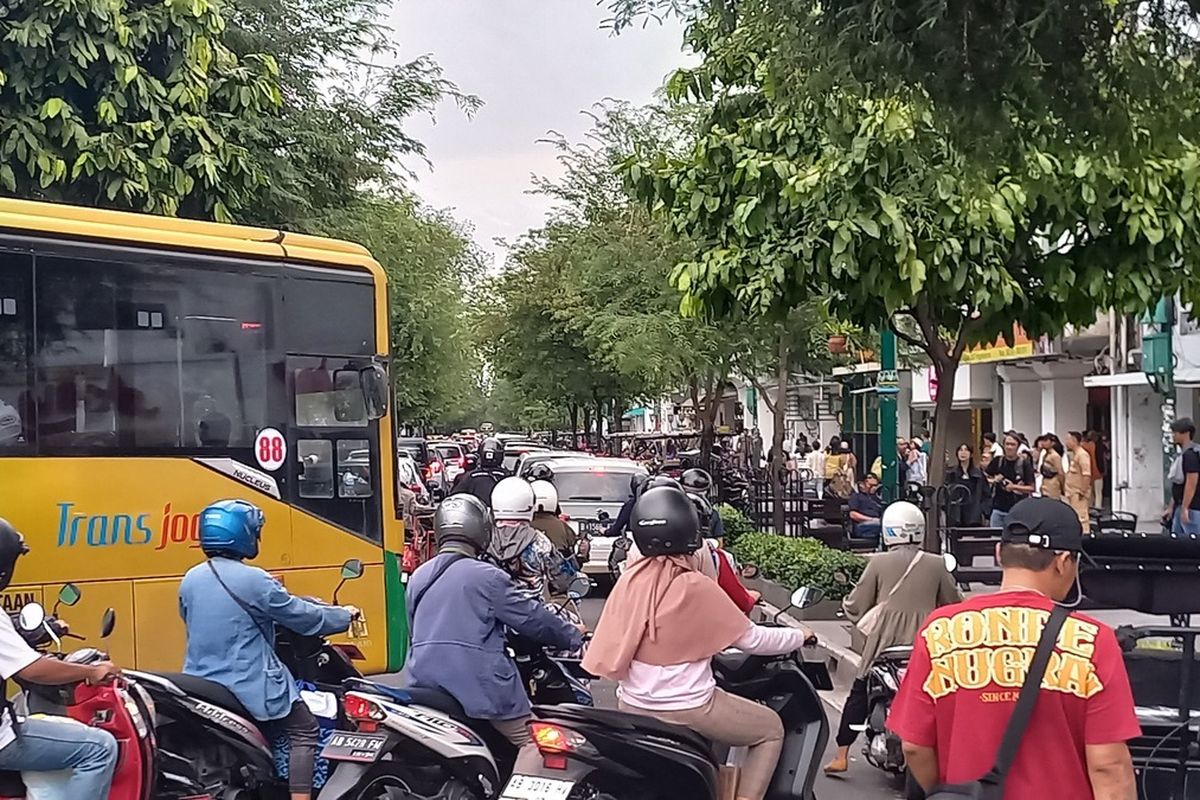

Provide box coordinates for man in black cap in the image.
[888,498,1139,799]
[1165,417,1200,535]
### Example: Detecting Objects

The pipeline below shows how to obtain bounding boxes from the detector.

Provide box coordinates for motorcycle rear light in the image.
[531,722,587,755]
[344,694,385,724]
[543,753,569,770]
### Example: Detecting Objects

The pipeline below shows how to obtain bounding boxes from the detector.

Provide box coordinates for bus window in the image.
[297,439,334,498]
[337,439,373,498]
[0,254,31,450]
[294,363,368,428]
[284,273,374,356]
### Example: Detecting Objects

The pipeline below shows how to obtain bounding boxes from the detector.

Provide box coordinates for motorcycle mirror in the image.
[832,570,850,585]
[943,553,958,573]
[100,608,116,639]
[57,583,82,608]
[740,564,760,579]
[597,510,611,523]
[341,559,365,580]
[567,575,591,601]
[789,587,825,610]
[17,603,46,633]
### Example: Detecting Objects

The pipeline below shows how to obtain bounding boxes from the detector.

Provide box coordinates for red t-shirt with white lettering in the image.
[888,590,1141,799]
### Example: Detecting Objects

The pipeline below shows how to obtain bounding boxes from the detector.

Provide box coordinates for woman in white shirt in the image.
[584,486,813,800]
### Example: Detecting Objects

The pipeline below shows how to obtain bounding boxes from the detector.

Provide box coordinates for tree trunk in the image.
[568,402,579,449]
[594,395,604,452]
[770,329,791,536]
[582,406,592,450]
[925,350,962,551]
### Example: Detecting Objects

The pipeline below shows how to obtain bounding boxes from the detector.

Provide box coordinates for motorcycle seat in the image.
[536,704,713,758]
[0,770,24,795]
[148,672,254,720]
[878,646,912,661]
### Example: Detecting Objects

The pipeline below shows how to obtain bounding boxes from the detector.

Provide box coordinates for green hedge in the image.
[733,533,867,601]
[716,503,755,547]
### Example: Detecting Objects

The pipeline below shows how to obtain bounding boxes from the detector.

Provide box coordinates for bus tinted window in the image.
[285,274,374,355]
[0,254,31,449]
[32,256,273,451]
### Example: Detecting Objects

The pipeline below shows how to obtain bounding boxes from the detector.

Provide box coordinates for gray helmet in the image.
[434,494,493,554]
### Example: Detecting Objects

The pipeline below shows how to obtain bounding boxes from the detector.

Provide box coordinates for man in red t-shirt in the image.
[888,498,1139,799]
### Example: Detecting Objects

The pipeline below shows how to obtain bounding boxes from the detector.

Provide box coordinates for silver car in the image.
[543,457,648,576]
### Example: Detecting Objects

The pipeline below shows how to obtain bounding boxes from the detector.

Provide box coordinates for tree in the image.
[624,3,1200,545]
[0,0,281,220]
[223,0,479,226]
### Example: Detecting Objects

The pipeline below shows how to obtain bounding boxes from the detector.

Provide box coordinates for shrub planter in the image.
[827,335,848,354]
[746,576,845,621]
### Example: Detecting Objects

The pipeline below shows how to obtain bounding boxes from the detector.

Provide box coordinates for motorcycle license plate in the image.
[320,731,388,763]
[500,775,575,800]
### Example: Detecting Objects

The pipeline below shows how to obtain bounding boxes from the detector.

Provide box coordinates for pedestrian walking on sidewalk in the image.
[1164,417,1200,535]
[823,502,960,777]
[888,498,1139,800]
[1065,431,1093,535]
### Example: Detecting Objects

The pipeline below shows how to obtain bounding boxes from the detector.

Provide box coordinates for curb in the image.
[760,601,862,714]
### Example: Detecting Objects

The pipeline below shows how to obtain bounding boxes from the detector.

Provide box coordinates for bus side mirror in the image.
[360,364,389,420]
[341,559,365,580]
[100,609,116,639]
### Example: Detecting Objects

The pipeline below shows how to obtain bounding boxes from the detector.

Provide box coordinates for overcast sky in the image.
[386,1,690,267]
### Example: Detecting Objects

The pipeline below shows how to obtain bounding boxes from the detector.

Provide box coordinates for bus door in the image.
[286,355,388,544]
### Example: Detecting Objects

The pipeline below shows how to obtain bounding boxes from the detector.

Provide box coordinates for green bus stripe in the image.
[383,550,408,672]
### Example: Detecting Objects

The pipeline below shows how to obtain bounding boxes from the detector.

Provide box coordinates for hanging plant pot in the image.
[827,335,848,354]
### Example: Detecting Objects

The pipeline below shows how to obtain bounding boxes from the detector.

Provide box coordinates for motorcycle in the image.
[855,645,912,779]
[499,587,832,800]
[3,585,188,800]
[318,577,596,800]
[126,558,371,799]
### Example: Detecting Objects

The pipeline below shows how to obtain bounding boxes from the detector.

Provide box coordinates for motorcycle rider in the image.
[489,478,576,602]
[529,479,577,558]
[179,500,359,800]
[681,468,726,540]
[0,518,120,800]
[603,472,650,537]
[407,495,583,745]
[823,501,961,777]
[451,437,508,505]
[584,486,815,800]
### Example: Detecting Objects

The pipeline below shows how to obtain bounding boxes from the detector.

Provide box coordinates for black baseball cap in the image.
[1001,497,1083,553]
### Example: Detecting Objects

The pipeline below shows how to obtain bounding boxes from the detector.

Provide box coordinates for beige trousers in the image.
[1066,491,1091,534]
[620,689,784,800]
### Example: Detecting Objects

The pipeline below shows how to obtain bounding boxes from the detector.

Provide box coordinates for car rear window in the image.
[553,470,637,503]
[434,444,462,459]
[397,440,429,462]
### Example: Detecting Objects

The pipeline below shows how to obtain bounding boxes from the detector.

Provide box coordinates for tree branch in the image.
[748,373,778,414]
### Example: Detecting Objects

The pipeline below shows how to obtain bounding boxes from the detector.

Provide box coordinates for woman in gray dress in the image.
[823,501,961,775]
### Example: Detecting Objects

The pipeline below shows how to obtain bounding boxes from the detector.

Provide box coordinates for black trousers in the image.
[836,678,870,748]
[277,700,319,794]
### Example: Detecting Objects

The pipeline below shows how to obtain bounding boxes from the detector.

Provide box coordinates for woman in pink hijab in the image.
[583,487,814,800]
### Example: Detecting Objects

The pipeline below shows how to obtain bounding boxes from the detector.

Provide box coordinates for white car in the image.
[541,457,648,576]
[515,449,593,478]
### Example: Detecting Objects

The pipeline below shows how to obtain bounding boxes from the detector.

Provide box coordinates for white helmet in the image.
[492,477,535,522]
[531,480,559,514]
[881,501,924,548]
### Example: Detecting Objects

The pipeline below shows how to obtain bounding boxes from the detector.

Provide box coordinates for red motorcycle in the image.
[0,586,208,800]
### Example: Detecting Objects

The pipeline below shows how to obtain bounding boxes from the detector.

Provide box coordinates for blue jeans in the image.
[1174,507,1200,536]
[853,520,881,540]
[990,510,1009,529]
[0,716,118,799]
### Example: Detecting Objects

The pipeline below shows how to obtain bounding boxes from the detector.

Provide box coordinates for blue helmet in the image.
[199,499,265,560]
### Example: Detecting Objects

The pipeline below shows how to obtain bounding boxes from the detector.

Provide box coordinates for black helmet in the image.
[686,492,714,538]
[528,463,554,482]
[630,472,649,495]
[646,475,682,492]
[681,468,712,494]
[631,486,702,557]
[0,519,28,592]
[434,495,493,554]
[478,437,503,470]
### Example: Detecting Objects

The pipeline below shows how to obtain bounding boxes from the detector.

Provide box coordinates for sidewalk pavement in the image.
[769,584,1168,715]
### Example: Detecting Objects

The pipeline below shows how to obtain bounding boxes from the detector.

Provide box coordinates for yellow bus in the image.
[0,197,408,673]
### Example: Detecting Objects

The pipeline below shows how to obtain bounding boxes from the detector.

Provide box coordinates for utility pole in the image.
[1143,296,1176,505]
[878,329,900,502]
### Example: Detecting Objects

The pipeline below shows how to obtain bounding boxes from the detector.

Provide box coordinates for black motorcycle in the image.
[126,558,370,799]
[501,587,832,800]
[858,645,913,780]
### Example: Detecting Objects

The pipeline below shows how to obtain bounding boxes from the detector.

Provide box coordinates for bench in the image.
[945,526,1003,585]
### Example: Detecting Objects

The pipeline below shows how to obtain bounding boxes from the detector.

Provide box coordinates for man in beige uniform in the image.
[1065,430,1093,534]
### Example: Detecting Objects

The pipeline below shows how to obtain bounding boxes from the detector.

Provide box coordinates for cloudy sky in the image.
[386,1,690,267]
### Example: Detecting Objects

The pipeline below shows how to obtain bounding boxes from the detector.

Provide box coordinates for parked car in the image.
[396,437,449,497]
[516,449,593,478]
[431,441,468,483]
[540,457,648,576]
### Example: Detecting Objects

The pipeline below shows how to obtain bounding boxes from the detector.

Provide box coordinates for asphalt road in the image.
[579,595,906,800]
